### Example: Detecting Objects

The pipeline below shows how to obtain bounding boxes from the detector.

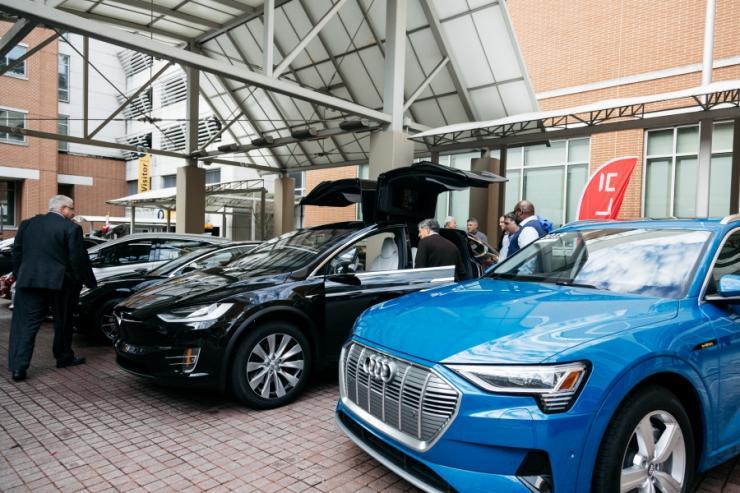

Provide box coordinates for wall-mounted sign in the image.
[138,154,151,193]
[577,157,638,220]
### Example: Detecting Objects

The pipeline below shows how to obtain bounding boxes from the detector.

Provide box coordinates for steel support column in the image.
[0,19,34,60]
[384,0,407,131]
[176,65,206,234]
[262,0,274,77]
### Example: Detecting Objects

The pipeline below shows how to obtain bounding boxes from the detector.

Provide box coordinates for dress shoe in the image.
[56,356,86,368]
[11,370,26,381]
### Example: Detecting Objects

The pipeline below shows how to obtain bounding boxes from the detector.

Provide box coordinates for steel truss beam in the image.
[404,57,448,112]
[58,7,192,42]
[0,31,58,77]
[0,19,35,60]
[195,0,292,45]
[0,124,187,159]
[88,61,173,139]
[420,0,477,121]
[273,0,348,79]
[0,0,392,124]
[104,0,220,29]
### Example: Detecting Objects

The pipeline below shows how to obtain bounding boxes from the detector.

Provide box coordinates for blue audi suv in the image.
[336,217,740,492]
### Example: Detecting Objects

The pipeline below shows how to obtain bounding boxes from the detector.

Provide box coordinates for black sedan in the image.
[77,242,258,342]
[114,162,502,409]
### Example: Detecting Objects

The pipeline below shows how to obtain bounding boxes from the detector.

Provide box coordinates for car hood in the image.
[117,266,291,317]
[353,279,678,364]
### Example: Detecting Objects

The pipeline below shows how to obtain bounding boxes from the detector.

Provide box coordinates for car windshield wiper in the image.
[555,281,602,290]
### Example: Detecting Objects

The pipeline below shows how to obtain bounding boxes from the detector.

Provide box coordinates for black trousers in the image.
[8,284,80,372]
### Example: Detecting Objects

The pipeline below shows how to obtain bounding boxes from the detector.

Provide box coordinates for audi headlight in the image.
[157,303,234,330]
[447,362,589,413]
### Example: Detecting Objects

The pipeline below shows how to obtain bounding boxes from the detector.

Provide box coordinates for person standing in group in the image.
[443,216,458,229]
[508,200,545,256]
[497,215,506,250]
[498,212,520,262]
[415,218,465,281]
[466,217,488,244]
[8,195,97,382]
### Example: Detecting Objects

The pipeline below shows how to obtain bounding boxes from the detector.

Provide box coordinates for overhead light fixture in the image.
[217,143,240,153]
[339,119,372,132]
[251,135,275,147]
[290,128,317,140]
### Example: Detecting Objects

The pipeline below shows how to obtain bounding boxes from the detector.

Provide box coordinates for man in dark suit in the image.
[415,218,465,280]
[8,195,97,381]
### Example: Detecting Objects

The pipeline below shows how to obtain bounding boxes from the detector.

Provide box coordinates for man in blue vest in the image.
[507,200,545,256]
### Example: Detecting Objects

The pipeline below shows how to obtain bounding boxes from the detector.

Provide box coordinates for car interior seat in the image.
[369,237,399,271]
[438,228,476,280]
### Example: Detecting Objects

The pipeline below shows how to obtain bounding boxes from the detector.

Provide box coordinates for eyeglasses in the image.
[65,205,75,210]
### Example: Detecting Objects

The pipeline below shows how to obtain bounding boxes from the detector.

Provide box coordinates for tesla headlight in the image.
[447,362,589,413]
[157,303,234,329]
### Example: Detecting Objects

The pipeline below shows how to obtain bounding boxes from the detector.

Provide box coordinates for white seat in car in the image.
[370,238,399,271]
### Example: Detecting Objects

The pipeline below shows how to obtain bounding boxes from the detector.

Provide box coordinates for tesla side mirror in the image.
[706,274,740,303]
[329,273,361,286]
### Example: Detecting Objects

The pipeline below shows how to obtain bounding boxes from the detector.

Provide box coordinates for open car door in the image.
[299,178,377,222]
[375,161,506,222]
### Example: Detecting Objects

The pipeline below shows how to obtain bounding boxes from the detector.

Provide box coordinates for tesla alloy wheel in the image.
[97,298,124,343]
[593,386,695,493]
[231,322,312,409]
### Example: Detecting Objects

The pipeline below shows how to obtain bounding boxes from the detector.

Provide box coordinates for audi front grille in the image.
[340,342,460,452]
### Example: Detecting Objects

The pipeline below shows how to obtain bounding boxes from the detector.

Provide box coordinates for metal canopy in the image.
[0,0,538,172]
[412,80,740,152]
[106,178,266,211]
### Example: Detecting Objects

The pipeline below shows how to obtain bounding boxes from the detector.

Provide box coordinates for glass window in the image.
[94,241,153,267]
[0,109,26,144]
[646,129,673,155]
[162,174,176,188]
[645,158,672,218]
[206,168,221,185]
[524,141,566,166]
[490,228,711,299]
[0,181,17,227]
[58,54,70,102]
[505,138,589,226]
[327,230,401,274]
[674,157,698,217]
[566,164,589,222]
[676,126,699,154]
[644,122,733,218]
[712,122,734,152]
[706,231,740,295]
[127,180,138,195]
[1,45,27,78]
[288,170,303,196]
[150,239,205,262]
[58,115,68,151]
[709,155,732,217]
[524,167,565,226]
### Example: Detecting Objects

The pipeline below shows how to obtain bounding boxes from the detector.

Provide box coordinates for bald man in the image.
[508,200,544,256]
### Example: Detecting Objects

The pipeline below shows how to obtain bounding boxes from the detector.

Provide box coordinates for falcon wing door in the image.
[375,161,506,222]
[300,178,377,222]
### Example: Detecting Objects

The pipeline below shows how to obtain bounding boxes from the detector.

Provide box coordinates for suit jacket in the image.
[415,233,465,280]
[13,212,97,290]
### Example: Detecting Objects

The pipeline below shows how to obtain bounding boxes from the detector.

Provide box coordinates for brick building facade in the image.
[0,23,126,238]
[303,0,738,229]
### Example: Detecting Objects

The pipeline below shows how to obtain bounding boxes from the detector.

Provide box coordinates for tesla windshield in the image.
[227,227,356,272]
[488,228,712,298]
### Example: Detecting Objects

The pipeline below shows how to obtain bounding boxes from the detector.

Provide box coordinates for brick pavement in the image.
[0,302,738,492]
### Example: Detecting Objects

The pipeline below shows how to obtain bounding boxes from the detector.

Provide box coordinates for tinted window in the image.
[151,239,208,261]
[489,228,711,299]
[94,241,153,267]
[706,230,740,295]
[149,247,217,276]
[228,228,355,273]
[325,231,401,275]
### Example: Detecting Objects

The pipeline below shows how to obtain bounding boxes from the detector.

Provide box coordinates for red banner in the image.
[577,157,637,220]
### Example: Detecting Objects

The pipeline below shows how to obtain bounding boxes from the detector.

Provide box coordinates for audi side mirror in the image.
[706,274,740,303]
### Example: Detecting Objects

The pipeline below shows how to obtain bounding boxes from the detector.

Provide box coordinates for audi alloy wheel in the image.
[231,321,313,409]
[592,386,695,493]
